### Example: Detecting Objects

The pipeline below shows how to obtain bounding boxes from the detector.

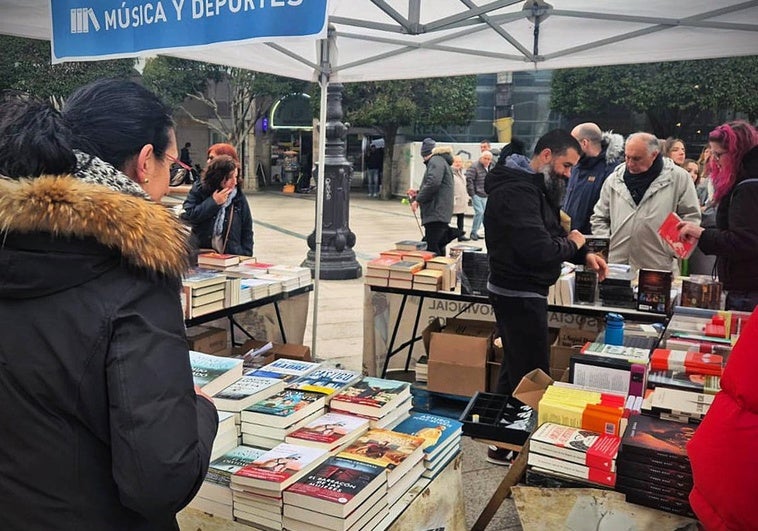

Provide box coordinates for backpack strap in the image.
[736,178,758,189]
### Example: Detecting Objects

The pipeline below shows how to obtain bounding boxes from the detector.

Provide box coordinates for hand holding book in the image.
[658,212,698,259]
[677,220,705,245]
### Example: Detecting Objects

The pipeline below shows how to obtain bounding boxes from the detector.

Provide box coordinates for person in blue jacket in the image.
[183,152,254,256]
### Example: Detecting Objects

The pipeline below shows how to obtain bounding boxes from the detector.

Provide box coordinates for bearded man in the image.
[482,130,608,464]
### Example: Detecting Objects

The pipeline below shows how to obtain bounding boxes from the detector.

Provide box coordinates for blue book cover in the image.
[289,368,362,396]
[393,412,462,459]
[189,350,243,391]
[247,359,321,382]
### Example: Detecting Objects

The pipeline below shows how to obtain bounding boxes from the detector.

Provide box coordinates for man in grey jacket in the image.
[591,132,701,274]
[408,138,455,256]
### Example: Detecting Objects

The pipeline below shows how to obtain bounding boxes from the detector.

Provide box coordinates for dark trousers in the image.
[726,290,758,312]
[424,221,449,256]
[455,213,465,233]
[489,292,549,395]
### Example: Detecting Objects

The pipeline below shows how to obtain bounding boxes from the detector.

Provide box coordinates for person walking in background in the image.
[180,141,193,166]
[591,132,701,275]
[407,138,455,256]
[0,81,218,530]
[466,150,493,240]
[183,151,254,257]
[678,121,758,311]
[562,122,624,234]
[663,137,687,167]
[483,130,608,464]
[365,143,383,198]
[451,155,470,241]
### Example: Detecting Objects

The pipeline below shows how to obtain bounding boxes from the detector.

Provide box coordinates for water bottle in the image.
[604,313,625,346]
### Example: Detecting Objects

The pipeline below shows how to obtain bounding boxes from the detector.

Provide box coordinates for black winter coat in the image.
[699,146,758,291]
[416,147,454,225]
[484,156,587,295]
[182,181,254,256]
[0,175,218,530]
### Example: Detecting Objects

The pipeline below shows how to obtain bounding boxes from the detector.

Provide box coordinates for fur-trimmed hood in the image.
[0,175,190,297]
[601,131,625,165]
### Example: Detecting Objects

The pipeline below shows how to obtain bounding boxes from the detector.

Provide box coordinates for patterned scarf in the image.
[73,150,150,199]
[212,187,237,253]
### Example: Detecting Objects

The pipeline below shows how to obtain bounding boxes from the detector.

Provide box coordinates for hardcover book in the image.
[197,252,241,268]
[231,442,329,491]
[647,370,721,395]
[288,368,362,397]
[183,267,228,288]
[247,358,321,382]
[329,377,411,418]
[283,456,387,517]
[393,412,463,462]
[658,212,696,259]
[212,375,286,412]
[584,235,610,261]
[615,460,693,487]
[285,412,369,451]
[189,351,244,396]
[242,389,326,428]
[395,240,427,251]
[526,452,616,487]
[529,423,620,473]
[338,429,425,486]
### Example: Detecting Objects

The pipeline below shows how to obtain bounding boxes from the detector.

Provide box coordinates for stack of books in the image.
[526,422,620,488]
[268,265,312,288]
[329,376,413,430]
[230,442,330,529]
[189,444,267,520]
[248,358,322,383]
[394,240,427,251]
[680,275,722,309]
[189,350,244,396]
[212,374,286,414]
[414,355,428,383]
[548,264,575,305]
[182,268,228,318]
[412,268,443,292]
[240,389,327,449]
[393,412,463,480]
[212,411,239,461]
[238,277,273,301]
[643,386,715,424]
[599,264,636,308]
[282,455,389,531]
[365,256,401,287]
[426,256,458,291]
[387,259,425,290]
[258,271,301,293]
[286,367,363,404]
[573,342,652,397]
[538,384,628,436]
[285,411,370,453]
[197,252,242,269]
[337,428,426,508]
[615,415,696,518]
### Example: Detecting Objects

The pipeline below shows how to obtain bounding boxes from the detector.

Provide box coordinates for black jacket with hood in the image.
[0,156,218,530]
[484,154,588,296]
[415,146,454,225]
[699,145,758,291]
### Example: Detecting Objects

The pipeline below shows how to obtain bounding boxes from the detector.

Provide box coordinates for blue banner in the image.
[50,0,328,62]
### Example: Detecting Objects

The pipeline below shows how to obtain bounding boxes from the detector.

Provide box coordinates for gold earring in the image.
[144,178,150,184]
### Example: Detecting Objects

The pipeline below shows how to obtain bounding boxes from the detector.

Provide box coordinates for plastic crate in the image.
[459,391,535,446]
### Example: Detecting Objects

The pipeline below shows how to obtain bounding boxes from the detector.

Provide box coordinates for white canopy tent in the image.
[1,0,756,357]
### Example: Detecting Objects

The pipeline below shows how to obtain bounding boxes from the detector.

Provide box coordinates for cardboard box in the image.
[487,361,501,393]
[186,326,228,354]
[271,342,311,362]
[512,368,554,410]
[428,318,493,397]
[549,327,598,382]
[217,339,311,364]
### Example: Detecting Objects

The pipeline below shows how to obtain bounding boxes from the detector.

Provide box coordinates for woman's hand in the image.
[677,221,704,244]
[212,187,232,205]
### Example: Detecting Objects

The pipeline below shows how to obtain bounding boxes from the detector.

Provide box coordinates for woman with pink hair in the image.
[678,121,758,311]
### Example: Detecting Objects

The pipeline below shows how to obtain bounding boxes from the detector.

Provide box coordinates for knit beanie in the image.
[420,138,436,157]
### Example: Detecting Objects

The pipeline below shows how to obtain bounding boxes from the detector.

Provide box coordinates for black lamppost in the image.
[301,82,362,280]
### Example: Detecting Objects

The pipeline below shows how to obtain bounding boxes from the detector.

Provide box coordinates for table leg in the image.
[273,301,287,343]
[404,295,425,371]
[381,294,408,377]
[471,441,530,531]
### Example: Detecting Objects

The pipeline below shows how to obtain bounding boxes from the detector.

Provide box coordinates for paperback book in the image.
[242,389,326,428]
[338,429,425,486]
[285,411,369,451]
[529,423,620,473]
[189,351,244,396]
[288,368,362,397]
[658,212,696,260]
[619,414,693,464]
[283,455,387,517]
[329,377,411,418]
[393,412,463,463]
[247,358,321,382]
[212,375,285,412]
[231,442,329,491]
[206,445,268,486]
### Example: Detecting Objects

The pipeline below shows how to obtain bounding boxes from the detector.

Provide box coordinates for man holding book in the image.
[484,130,608,464]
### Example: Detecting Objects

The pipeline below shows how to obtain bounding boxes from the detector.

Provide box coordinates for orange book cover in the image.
[582,404,623,436]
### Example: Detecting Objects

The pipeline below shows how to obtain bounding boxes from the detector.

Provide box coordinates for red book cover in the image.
[530,423,621,472]
[658,212,695,259]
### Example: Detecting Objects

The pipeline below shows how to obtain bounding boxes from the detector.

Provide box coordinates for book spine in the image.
[527,453,616,487]
[529,441,616,473]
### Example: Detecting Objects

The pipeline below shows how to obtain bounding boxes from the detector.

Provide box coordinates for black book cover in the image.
[585,235,610,261]
[615,474,691,501]
[616,460,692,487]
[637,269,672,314]
[620,410,693,464]
[574,269,598,304]
[525,467,612,490]
[617,451,692,473]
[623,486,696,518]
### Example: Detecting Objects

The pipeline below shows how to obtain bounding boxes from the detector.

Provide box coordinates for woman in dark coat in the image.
[182,153,254,256]
[0,81,218,530]
[678,121,758,311]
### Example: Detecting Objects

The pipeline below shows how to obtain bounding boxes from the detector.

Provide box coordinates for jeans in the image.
[471,195,487,235]
[366,169,379,195]
[489,292,549,395]
[726,290,758,312]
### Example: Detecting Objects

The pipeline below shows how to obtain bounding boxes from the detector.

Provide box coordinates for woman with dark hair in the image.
[207,142,240,164]
[182,153,254,256]
[678,120,758,311]
[663,137,686,167]
[0,81,218,530]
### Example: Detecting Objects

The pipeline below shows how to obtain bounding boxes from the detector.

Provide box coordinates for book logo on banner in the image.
[51,0,328,62]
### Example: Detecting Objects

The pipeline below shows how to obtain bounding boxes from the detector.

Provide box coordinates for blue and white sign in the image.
[50,0,328,62]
